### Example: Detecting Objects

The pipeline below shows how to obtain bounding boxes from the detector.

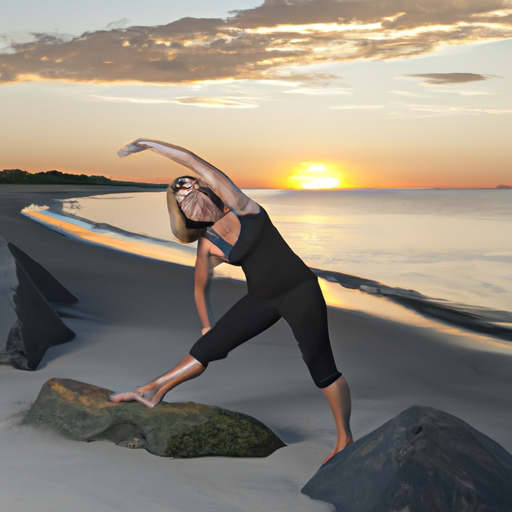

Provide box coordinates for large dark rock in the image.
[302,406,512,512]
[0,237,76,370]
[22,378,286,458]
[7,242,78,304]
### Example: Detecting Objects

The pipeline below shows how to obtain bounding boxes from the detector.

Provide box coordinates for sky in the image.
[1,0,511,189]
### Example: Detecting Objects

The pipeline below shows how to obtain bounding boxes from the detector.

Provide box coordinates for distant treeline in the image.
[0,169,166,188]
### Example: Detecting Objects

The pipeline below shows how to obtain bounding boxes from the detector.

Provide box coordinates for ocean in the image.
[22,188,512,343]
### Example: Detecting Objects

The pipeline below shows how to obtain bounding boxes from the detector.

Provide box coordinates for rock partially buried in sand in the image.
[0,237,76,370]
[22,378,286,458]
[302,405,512,512]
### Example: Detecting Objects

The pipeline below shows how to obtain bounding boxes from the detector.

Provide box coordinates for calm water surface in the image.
[23,188,512,341]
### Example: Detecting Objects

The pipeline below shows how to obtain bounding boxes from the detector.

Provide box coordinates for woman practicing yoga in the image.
[109,138,353,461]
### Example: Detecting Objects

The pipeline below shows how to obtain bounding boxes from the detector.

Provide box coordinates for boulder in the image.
[302,406,512,512]
[0,237,76,370]
[22,378,286,458]
[7,242,78,304]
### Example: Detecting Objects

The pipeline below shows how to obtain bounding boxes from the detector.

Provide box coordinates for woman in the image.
[109,138,353,462]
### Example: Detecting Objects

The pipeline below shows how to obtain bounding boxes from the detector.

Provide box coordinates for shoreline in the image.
[1,185,512,511]
[16,185,512,344]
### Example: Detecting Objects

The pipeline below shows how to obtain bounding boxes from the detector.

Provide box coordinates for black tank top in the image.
[207,207,316,299]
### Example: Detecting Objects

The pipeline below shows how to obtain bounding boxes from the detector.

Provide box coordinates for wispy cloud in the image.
[330,104,385,110]
[435,90,495,96]
[276,71,353,94]
[1,0,511,85]
[405,73,495,85]
[91,94,257,108]
[173,96,257,108]
[389,90,424,97]
[407,105,512,116]
[389,101,512,117]
[106,19,131,30]
[283,87,353,95]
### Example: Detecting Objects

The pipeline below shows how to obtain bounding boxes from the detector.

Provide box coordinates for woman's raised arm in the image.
[118,138,259,214]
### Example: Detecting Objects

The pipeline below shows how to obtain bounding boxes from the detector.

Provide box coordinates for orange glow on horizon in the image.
[286,163,347,190]
[9,163,510,191]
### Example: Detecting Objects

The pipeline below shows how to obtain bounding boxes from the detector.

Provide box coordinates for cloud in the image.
[106,19,131,30]
[91,94,257,108]
[389,101,512,117]
[173,96,257,108]
[330,104,384,109]
[435,89,494,96]
[278,71,352,94]
[389,90,424,97]
[405,73,495,85]
[283,87,352,95]
[230,0,511,29]
[1,0,511,85]
[408,105,512,115]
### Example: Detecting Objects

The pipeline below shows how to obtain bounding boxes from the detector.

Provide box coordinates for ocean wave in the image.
[313,268,512,342]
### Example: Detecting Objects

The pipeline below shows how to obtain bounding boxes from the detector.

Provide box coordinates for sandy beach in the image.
[1,185,512,512]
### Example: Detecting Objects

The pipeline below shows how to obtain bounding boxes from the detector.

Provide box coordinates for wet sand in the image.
[1,185,511,512]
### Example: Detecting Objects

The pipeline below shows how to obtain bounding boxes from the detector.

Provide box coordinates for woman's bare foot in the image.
[323,437,353,464]
[108,381,162,407]
[321,375,353,464]
[108,355,205,409]
[108,389,159,408]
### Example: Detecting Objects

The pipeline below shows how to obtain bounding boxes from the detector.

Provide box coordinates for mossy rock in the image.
[22,378,285,458]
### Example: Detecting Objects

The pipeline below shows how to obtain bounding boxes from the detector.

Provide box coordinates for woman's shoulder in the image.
[233,197,261,216]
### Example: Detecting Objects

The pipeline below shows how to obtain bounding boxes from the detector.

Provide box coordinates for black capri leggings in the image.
[189,278,341,388]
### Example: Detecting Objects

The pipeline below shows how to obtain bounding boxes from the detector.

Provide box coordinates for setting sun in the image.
[286,163,343,190]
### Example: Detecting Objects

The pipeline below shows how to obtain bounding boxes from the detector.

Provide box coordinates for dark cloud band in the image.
[0,0,510,85]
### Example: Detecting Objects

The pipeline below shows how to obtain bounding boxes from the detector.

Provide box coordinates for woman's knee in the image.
[301,342,341,388]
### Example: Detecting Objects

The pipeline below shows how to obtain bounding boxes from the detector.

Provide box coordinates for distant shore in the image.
[0,168,166,188]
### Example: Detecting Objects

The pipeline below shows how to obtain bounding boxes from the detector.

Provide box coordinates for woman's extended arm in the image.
[194,238,221,335]
[118,138,259,214]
